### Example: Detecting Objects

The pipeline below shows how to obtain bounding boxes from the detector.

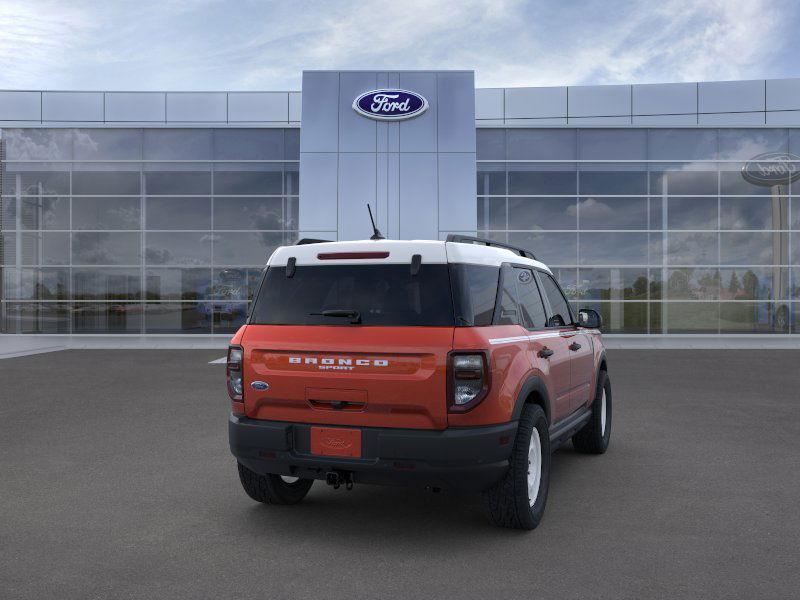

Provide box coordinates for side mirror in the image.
[577,308,602,329]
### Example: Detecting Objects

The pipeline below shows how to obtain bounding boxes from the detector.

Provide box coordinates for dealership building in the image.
[1,70,799,342]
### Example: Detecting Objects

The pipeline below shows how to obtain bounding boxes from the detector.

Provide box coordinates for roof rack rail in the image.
[445,234,536,260]
[296,238,332,245]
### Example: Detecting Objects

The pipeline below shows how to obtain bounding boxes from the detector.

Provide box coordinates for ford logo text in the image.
[352,89,428,121]
[741,152,800,187]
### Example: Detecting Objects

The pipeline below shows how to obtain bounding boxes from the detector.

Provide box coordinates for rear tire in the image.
[483,404,550,530]
[237,462,314,505]
[572,370,612,454]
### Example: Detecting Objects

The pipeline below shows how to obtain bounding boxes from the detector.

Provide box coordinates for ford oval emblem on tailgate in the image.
[250,381,269,390]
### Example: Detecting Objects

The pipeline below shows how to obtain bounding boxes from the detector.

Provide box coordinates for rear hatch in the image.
[242,242,455,430]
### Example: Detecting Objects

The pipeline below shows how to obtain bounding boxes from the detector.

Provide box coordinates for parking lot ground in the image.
[1,349,799,599]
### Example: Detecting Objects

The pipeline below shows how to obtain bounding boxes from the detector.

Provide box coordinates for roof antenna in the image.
[367,204,385,240]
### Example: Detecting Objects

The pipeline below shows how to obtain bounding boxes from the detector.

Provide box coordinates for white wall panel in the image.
[42,92,103,121]
[0,91,41,121]
[166,93,226,122]
[105,92,165,122]
[475,88,503,120]
[228,92,288,122]
[505,86,567,119]
[569,85,631,117]
[698,80,764,113]
[633,82,696,115]
[766,79,800,111]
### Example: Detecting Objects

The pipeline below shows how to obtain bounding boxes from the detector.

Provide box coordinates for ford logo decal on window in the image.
[352,89,428,121]
[741,152,800,187]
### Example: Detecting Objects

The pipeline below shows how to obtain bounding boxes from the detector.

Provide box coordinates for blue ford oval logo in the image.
[353,89,428,121]
[742,152,800,187]
[250,381,269,391]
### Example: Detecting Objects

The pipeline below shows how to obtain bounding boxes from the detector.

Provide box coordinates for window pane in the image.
[664,302,719,333]
[477,165,506,195]
[578,197,647,230]
[284,164,299,196]
[666,232,718,265]
[144,303,211,333]
[145,197,211,230]
[73,303,142,333]
[20,196,69,230]
[214,129,283,160]
[213,169,282,195]
[1,197,16,228]
[718,129,788,160]
[213,302,248,333]
[720,232,776,265]
[285,129,300,159]
[12,268,70,300]
[20,232,70,265]
[579,233,649,265]
[507,129,576,160]
[720,197,786,230]
[73,129,141,160]
[666,268,720,300]
[4,129,72,160]
[514,268,547,329]
[212,267,263,301]
[650,170,717,195]
[11,170,70,195]
[72,197,140,230]
[496,266,519,326]
[719,302,778,333]
[144,171,211,195]
[579,129,646,160]
[72,268,141,300]
[580,301,647,334]
[213,232,282,265]
[539,272,572,326]
[143,129,213,160]
[477,129,505,160]
[213,197,283,230]
[508,232,577,266]
[668,197,718,230]
[577,268,649,300]
[72,232,140,265]
[72,171,140,195]
[449,263,499,326]
[508,169,576,195]
[720,168,774,195]
[145,232,212,265]
[648,129,718,161]
[719,267,785,301]
[477,197,506,230]
[579,171,647,195]
[146,268,212,301]
[508,197,576,230]
[2,302,70,333]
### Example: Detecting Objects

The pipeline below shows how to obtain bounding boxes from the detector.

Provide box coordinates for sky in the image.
[0,0,798,91]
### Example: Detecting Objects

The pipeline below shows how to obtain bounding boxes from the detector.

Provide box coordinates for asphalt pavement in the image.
[1,349,798,599]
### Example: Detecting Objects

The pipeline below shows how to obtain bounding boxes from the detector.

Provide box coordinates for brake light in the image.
[227,345,243,401]
[447,351,490,412]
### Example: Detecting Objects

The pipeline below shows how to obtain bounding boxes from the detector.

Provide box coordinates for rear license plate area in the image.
[310,427,362,458]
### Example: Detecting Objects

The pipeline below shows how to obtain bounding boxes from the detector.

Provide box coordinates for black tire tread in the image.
[572,370,611,454]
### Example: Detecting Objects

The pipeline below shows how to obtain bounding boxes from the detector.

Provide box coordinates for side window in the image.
[496,265,519,325]
[513,267,547,329]
[539,272,573,327]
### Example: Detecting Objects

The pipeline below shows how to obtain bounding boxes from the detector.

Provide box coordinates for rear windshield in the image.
[250,264,455,326]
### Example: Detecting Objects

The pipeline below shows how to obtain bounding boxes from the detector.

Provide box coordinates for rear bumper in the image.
[229,414,517,492]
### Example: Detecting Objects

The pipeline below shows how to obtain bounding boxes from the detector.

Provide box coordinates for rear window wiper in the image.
[310,309,362,324]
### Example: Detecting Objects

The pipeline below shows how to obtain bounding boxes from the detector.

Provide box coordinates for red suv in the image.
[228,235,611,529]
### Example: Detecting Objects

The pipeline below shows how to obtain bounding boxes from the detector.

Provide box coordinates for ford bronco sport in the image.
[228,235,611,530]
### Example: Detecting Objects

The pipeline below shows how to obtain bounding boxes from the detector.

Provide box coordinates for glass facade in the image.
[477,128,800,335]
[1,125,799,335]
[0,128,299,334]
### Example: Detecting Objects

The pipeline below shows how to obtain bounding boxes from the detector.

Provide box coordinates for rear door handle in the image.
[538,347,554,358]
[568,342,582,351]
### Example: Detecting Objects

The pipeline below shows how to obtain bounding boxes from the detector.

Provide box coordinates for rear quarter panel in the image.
[448,325,535,427]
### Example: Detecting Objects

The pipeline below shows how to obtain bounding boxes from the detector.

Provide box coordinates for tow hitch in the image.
[325,470,354,490]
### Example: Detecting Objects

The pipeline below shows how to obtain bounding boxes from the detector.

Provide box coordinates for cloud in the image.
[0,0,795,90]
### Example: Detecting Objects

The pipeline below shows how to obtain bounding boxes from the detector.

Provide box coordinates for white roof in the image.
[268,239,551,272]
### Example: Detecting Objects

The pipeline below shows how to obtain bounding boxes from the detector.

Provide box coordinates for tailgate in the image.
[242,325,454,429]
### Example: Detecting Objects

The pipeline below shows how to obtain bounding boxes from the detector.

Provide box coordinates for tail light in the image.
[227,345,244,401]
[447,351,490,412]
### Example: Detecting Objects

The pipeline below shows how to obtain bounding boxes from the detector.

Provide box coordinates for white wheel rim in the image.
[600,389,607,436]
[527,429,542,506]
[280,475,300,484]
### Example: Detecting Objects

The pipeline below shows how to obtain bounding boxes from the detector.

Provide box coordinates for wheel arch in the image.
[511,376,551,424]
